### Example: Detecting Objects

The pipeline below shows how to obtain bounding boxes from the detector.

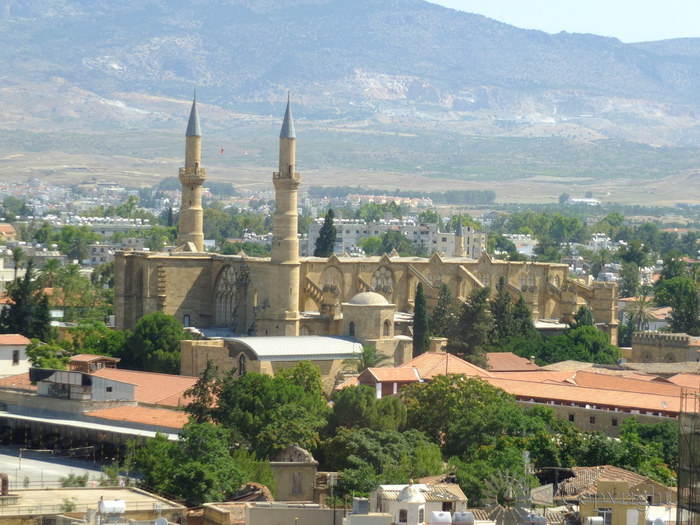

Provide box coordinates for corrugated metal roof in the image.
[225,336,363,361]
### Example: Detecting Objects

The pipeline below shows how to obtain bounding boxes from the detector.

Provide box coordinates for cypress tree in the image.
[430,283,456,338]
[314,209,337,257]
[413,283,430,357]
[447,287,493,368]
[490,276,516,342]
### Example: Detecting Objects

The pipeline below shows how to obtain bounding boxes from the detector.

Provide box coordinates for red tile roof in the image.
[86,406,188,430]
[70,354,120,363]
[486,352,540,371]
[485,377,680,415]
[565,371,687,396]
[361,367,421,382]
[91,369,197,407]
[668,373,700,389]
[398,353,493,379]
[0,334,30,346]
[0,224,16,234]
[0,372,36,391]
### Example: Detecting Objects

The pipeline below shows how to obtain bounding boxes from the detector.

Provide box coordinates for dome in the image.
[348,291,389,306]
[397,483,426,504]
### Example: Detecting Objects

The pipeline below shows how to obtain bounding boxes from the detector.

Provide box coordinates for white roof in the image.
[224,336,363,362]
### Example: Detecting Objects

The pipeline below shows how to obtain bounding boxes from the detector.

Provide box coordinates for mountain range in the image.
[2,0,700,203]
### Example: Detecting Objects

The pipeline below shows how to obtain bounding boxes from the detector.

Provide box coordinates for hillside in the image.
[1,0,700,203]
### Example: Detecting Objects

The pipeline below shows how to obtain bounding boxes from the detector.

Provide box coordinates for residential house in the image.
[0,334,31,377]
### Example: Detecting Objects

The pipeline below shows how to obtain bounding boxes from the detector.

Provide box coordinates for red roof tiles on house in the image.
[486,352,540,371]
[398,352,493,379]
[0,334,30,346]
[86,406,188,430]
[91,369,197,407]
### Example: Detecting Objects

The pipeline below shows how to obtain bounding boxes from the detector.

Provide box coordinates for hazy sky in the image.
[427,1,697,43]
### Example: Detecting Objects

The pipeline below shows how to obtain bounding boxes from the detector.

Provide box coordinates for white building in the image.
[370,482,468,523]
[0,334,31,377]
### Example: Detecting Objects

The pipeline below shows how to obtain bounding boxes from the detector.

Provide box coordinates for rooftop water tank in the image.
[98,499,126,515]
[429,511,452,524]
[453,511,475,525]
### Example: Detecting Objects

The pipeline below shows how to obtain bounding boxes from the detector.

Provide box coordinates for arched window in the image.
[383,319,391,337]
[519,275,526,288]
[238,354,246,376]
[527,274,535,286]
[553,275,561,287]
[349,321,355,337]
[483,273,491,287]
[372,266,394,292]
[214,265,238,327]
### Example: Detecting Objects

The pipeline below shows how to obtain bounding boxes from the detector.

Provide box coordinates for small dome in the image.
[397,484,426,504]
[348,291,389,305]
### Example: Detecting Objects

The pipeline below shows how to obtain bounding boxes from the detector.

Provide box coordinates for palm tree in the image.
[11,247,25,282]
[625,292,656,332]
[343,345,392,374]
[67,238,91,264]
[39,258,62,288]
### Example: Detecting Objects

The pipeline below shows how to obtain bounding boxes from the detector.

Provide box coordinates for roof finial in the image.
[280,93,296,139]
[186,91,201,137]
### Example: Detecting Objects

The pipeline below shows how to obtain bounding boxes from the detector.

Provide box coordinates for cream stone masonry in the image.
[114,98,619,365]
[177,94,206,251]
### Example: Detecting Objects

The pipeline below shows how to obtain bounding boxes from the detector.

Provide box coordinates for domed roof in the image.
[397,483,426,504]
[348,291,389,305]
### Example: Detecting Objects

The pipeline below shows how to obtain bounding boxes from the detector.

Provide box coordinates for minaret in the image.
[453,217,466,257]
[177,94,206,251]
[262,96,301,336]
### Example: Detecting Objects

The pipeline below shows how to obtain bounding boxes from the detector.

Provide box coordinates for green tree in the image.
[0,260,52,341]
[314,209,337,257]
[572,304,595,327]
[413,283,430,357]
[10,247,26,282]
[619,262,640,298]
[625,293,655,332]
[26,339,69,369]
[121,312,190,373]
[215,363,329,458]
[418,210,440,224]
[490,276,516,342]
[381,231,414,256]
[512,295,538,339]
[659,250,687,282]
[183,360,221,424]
[342,345,392,373]
[447,287,493,368]
[430,283,457,338]
[328,385,407,433]
[358,236,383,256]
[39,258,62,288]
[67,321,126,357]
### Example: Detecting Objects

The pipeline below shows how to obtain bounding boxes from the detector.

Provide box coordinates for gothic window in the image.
[214,265,238,328]
[371,267,394,293]
[527,274,535,286]
[519,275,526,288]
[553,275,561,287]
[238,354,246,376]
[483,272,491,287]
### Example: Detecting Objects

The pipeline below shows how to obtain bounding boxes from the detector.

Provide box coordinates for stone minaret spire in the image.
[177,93,206,251]
[453,217,466,257]
[263,95,300,336]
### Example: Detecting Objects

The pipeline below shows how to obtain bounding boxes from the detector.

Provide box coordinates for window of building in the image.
[612,418,618,427]
[597,508,612,525]
[183,314,190,327]
[590,416,596,424]
[238,354,246,376]
[399,510,408,523]
[568,414,575,422]
[383,320,391,337]
[12,350,19,365]
[106,387,113,393]
[419,509,425,523]
[349,321,355,337]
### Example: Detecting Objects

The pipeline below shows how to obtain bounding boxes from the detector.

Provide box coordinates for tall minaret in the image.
[453,217,466,257]
[177,94,206,251]
[263,96,301,336]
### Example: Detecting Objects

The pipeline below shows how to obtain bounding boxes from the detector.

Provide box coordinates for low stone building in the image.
[631,332,700,363]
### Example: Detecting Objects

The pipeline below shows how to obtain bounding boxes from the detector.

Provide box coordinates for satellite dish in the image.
[155,517,168,525]
[662,401,668,409]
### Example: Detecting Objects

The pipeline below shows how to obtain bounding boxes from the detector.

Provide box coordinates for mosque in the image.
[114,97,618,385]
